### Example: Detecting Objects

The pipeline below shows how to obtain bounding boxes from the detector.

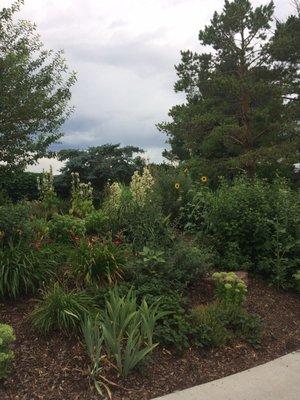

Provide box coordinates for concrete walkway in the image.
[153,351,300,400]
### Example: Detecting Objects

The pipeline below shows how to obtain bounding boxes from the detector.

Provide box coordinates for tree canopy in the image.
[56,144,145,197]
[0,0,76,172]
[158,0,299,179]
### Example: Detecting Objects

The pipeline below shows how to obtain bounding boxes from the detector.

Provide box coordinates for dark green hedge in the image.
[0,171,40,202]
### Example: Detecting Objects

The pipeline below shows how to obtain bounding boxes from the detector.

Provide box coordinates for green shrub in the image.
[152,165,194,222]
[42,241,76,268]
[153,293,191,351]
[0,171,39,202]
[212,272,247,308]
[233,312,263,345]
[191,303,231,348]
[37,167,59,218]
[29,218,49,242]
[0,244,57,299]
[0,189,10,206]
[0,323,15,379]
[85,210,109,236]
[132,279,191,351]
[170,240,213,288]
[48,214,86,243]
[191,303,262,348]
[101,287,162,376]
[0,202,32,246]
[191,273,262,348]
[129,241,213,293]
[179,186,212,232]
[103,178,173,250]
[181,177,299,288]
[138,246,166,268]
[31,283,96,334]
[71,239,128,286]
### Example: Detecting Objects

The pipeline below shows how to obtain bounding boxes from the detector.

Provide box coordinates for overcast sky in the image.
[2,0,295,172]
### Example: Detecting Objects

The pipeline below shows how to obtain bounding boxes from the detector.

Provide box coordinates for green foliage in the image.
[0,323,15,379]
[171,240,213,288]
[158,0,298,179]
[48,214,86,243]
[191,301,262,348]
[131,279,191,351]
[29,218,49,243]
[81,315,111,398]
[0,171,39,202]
[139,246,166,268]
[152,292,191,351]
[191,304,231,347]
[37,167,59,218]
[212,272,247,308]
[152,165,195,222]
[233,312,263,345]
[0,243,57,299]
[129,240,213,293]
[85,210,109,236]
[0,0,76,172]
[181,177,299,287]
[31,283,96,334]
[104,174,173,250]
[57,144,145,198]
[70,173,94,218]
[269,11,299,128]
[0,202,32,246]
[101,287,161,376]
[71,239,127,286]
[179,186,212,232]
[293,270,300,293]
[191,268,262,348]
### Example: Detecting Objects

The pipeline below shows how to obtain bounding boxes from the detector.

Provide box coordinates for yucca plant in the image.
[31,283,96,334]
[101,287,163,377]
[81,315,111,398]
[0,243,57,299]
[140,298,167,347]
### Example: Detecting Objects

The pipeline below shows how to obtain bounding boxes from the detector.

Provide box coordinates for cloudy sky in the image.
[3,0,295,172]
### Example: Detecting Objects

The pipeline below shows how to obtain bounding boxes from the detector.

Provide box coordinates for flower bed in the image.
[0,277,299,400]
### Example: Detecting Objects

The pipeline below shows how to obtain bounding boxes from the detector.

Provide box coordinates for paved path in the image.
[153,351,300,400]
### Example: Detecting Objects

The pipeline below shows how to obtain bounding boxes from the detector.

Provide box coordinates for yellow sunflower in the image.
[200,176,208,183]
[174,182,180,190]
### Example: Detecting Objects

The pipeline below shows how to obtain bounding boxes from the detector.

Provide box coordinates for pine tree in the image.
[158,0,299,179]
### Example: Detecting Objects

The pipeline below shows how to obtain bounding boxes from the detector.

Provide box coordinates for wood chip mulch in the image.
[0,278,299,400]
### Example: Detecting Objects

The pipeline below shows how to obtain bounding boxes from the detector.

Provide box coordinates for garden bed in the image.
[0,277,299,400]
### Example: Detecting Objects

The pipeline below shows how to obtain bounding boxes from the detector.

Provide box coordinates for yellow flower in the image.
[200,176,208,183]
[174,182,180,190]
[184,168,189,174]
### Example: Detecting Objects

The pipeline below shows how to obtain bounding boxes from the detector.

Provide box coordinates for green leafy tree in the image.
[0,0,76,172]
[56,144,145,196]
[158,0,299,179]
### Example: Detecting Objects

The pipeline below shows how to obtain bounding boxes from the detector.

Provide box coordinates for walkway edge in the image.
[152,351,300,400]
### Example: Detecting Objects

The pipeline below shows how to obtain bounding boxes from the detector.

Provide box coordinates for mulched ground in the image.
[0,278,299,400]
